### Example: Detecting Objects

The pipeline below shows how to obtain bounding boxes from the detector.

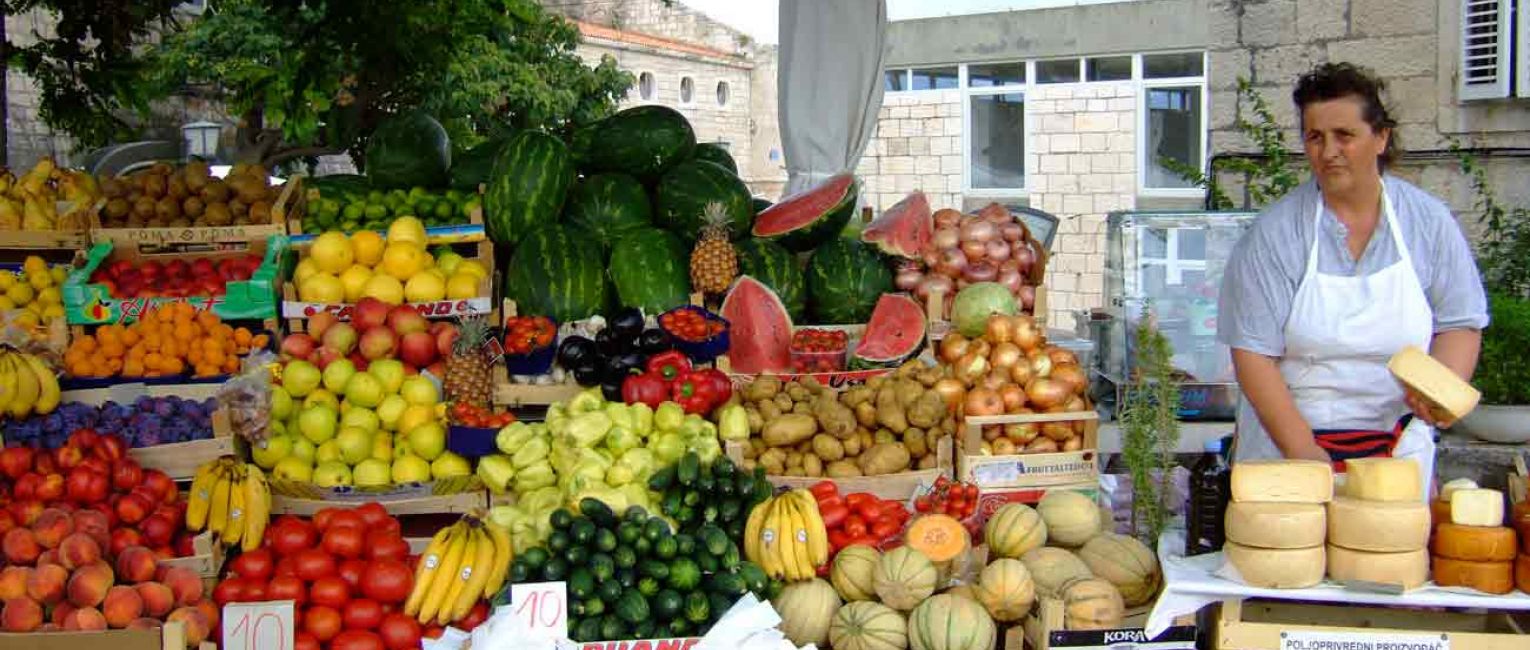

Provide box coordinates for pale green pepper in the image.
[655,402,686,432]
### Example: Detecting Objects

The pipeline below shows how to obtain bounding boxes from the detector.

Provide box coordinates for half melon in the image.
[752,173,860,252]
[851,294,927,369]
[720,275,794,373]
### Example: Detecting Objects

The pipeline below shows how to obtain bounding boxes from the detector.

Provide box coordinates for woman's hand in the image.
[1403,389,1453,429]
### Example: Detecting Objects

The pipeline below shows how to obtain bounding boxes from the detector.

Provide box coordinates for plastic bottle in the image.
[1186,436,1231,556]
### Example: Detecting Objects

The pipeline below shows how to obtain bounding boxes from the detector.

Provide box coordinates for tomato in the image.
[843,516,867,538]
[360,559,414,605]
[303,605,343,642]
[229,547,274,582]
[293,548,337,581]
[294,631,321,650]
[274,556,299,578]
[337,558,369,591]
[328,510,365,532]
[378,612,423,650]
[423,624,445,640]
[354,502,391,529]
[827,529,852,550]
[871,518,901,539]
[914,496,932,513]
[819,503,849,529]
[269,519,317,556]
[323,525,366,558]
[457,600,490,631]
[310,575,352,609]
[808,481,838,501]
[312,508,339,532]
[343,598,385,630]
[243,579,269,602]
[212,578,246,606]
[268,575,307,606]
[368,532,411,562]
[854,499,883,521]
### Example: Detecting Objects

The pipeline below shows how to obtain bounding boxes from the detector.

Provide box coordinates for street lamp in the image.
[181,121,223,160]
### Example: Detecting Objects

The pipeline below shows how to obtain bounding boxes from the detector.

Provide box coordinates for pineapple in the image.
[445,315,493,407]
[690,201,738,293]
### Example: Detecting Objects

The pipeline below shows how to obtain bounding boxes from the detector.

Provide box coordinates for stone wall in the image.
[5,10,76,167]
[855,91,964,212]
[542,0,755,55]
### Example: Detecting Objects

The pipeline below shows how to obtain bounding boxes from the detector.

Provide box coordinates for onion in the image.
[985,316,1015,344]
[1014,247,1036,273]
[992,438,1017,455]
[922,275,955,302]
[983,425,1003,442]
[970,340,991,358]
[938,333,970,363]
[1012,316,1042,352]
[963,260,998,283]
[895,268,924,291]
[1001,223,1024,242]
[1025,437,1059,453]
[1050,363,1088,395]
[998,269,1023,293]
[1030,351,1053,378]
[1063,436,1083,451]
[932,227,960,251]
[964,387,1004,416]
[1062,395,1088,413]
[1004,421,1039,444]
[961,239,988,261]
[956,278,970,291]
[1018,284,1036,310]
[1041,421,1075,441]
[954,351,992,386]
[999,258,1020,274]
[922,249,941,268]
[989,341,1023,370]
[1027,378,1070,410]
[999,383,1027,412]
[986,239,1011,261]
[934,208,962,229]
[984,209,1012,226]
[961,219,998,243]
[980,372,1009,391]
[936,248,968,276]
[933,378,966,411]
[1009,360,1035,385]
[1047,347,1079,367]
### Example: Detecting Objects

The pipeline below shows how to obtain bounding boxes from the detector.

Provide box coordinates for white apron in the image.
[1233,181,1436,499]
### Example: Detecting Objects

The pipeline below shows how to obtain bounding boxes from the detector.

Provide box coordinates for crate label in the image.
[1049,625,1196,650]
[579,638,701,650]
[283,297,492,319]
[223,600,295,650]
[1280,631,1448,650]
[74,295,223,324]
[106,225,281,245]
[510,581,568,641]
[963,452,1097,488]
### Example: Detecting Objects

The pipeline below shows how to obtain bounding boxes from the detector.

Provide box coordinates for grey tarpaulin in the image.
[777,0,887,195]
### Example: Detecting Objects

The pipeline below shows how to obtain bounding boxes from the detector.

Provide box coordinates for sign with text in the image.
[579,638,702,650]
[511,581,569,641]
[223,601,295,650]
[283,296,492,320]
[1281,630,1450,650]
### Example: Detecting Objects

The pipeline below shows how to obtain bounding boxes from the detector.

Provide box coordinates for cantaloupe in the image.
[984,503,1047,559]
[1038,490,1101,547]
[832,545,882,602]
[973,558,1036,622]
[774,577,843,646]
[874,546,939,611]
[944,584,978,601]
[908,593,996,650]
[1020,547,1093,598]
[1061,577,1125,630]
[830,600,909,650]
[906,514,971,563]
[1077,532,1161,606]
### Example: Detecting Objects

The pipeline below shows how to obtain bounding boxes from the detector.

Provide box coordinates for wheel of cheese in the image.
[1517,555,1530,593]
[1230,460,1333,503]
[1430,499,1451,529]
[1430,524,1517,562]
[1343,458,1421,502]
[1326,545,1428,590]
[1326,497,1429,552]
[1225,502,1326,549]
[1222,541,1325,589]
[1430,556,1514,595]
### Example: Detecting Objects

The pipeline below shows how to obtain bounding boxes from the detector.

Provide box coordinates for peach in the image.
[127,617,162,630]
[25,564,66,605]
[167,606,210,646]
[58,532,102,570]
[1,597,43,632]
[0,567,29,600]
[162,566,203,606]
[2,528,40,565]
[35,548,60,567]
[116,545,158,583]
[193,597,219,631]
[63,605,108,631]
[71,509,109,537]
[135,581,175,618]
[66,561,113,608]
[31,508,73,549]
[103,585,143,628]
[50,601,75,626]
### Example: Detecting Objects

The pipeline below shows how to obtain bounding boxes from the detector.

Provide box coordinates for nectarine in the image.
[1,597,43,632]
[66,561,114,608]
[103,585,144,628]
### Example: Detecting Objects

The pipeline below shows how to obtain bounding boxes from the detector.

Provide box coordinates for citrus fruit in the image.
[454,260,488,280]
[293,258,320,285]
[386,216,428,247]
[445,273,479,300]
[361,274,406,305]
[403,273,446,303]
[350,230,386,267]
[380,243,427,281]
[299,273,346,303]
[339,264,374,302]
[310,232,355,274]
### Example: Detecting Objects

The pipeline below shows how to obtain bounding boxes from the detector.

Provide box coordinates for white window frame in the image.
[1137,227,1208,288]
[1460,0,1514,100]
[962,63,1031,197]
[1137,51,1208,197]
[1517,0,1530,97]
[678,75,695,105]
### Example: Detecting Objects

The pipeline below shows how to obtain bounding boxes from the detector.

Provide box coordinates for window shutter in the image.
[1460,0,1512,100]
[1518,0,1530,96]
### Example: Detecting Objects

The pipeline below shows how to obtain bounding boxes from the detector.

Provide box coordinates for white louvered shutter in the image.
[1518,0,1530,96]
[1460,0,1512,100]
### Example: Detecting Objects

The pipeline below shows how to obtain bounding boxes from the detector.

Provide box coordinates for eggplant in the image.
[557,336,598,368]
[600,356,631,384]
[572,362,604,387]
[611,308,645,339]
[639,328,672,355]
[615,352,647,375]
[600,378,625,402]
[595,328,626,356]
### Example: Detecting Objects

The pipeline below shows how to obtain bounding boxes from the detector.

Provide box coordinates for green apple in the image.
[436,251,464,276]
[393,435,412,459]
[271,386,294,421]
[430,451,471,479]
[392,455,432,483]
[251,435,293,470]
[340,408,380,435]
[298,405,338,445]
[407,421,447,461]
[303,389,340,412]
[353,458,392,487]
[400,375,440,407]
[270,420,288,438]
[315,440,343,465]
[283,360,322,397]
[336,426,374,465]
[344,372,385,409]
[397,404,436,435]
[273,456,314,483]
[290,436,316,463]
[322,358,357,394]
[368,359,406,395]
[376,395,407,431]
[372,434,394,461]
[313,461,354,488]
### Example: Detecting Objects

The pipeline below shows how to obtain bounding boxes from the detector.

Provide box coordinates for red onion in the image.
[1018,284,1036,310]
[998,269,1023,293]
[936,248,968,276]
[1013,247,1036,274]
[964,260,998,283]
[999,259,1020,274]
[1001,223,1024,242]
[895,268,924,291]
[984,210,1011,226]
[961,219,998,243]
[961,239,988,261]
[921,275,955,301]
[986,239,1011,261]
[934,208,962,229]
[922,249,941,268]
[932,228,960,251]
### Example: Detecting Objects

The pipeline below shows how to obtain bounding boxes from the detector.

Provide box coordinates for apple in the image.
[289,437,316,463]
[386,307,429,336]
[344,373,385,409]
[280,333,317,360]
[272,457,314,483]
[250,436,293,470]
[308,311,339,340]
[398,332,437,369]
[359,328,397,361]
[406,423,446,461]
[282,361,323,398]
[399,376,440,407]
[347,351,370,372]
[322,359,357,394]
[302,389,340,413]
[352,459,391,487]
[339,409,380,435]
[426,361,446,378]
[313,347,344,370]
[271,386,294,421]
[375,396,407,431]
[430,452,471,479]
[12,474,39,501]
[321,323,359,356]
[367,360,405,395]
[313,461,353,488]
[0,448,33,480]
[390,456,431,484]
[353,297,390,332]
[297,405,339,445]
[432,323,458,359]
[335,428,374,465]
[370,435,393,461]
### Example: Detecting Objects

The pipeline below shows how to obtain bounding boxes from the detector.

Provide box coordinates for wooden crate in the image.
[89,176,297,253]
[1011,597,1195,650]
[724,435,955,501]
[960,410,1100,490]
[125,409,237,481]
[972,481,1101,520]
[158,530,223,580]
[1214,598,1530,650]
[0,620,215,650]
[0,228,90,251]
[270,488,488,517]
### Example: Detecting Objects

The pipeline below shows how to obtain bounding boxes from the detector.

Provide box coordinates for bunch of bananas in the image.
[744,489,828,581]
[0,157,100,231]
[404,513,513,626]
[0,348,61,419]
[187,456,271,552]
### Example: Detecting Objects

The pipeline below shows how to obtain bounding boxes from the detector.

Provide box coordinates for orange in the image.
[73,337,97,353]
[161,340,180,360]
[123,360,145,377]
[251,334,270,350]
[234,328,252,346]
[222,356,238,373]
[161,357,184,375]
[142,334,162,352]
[100,341,125,359]
[120,329,140,347]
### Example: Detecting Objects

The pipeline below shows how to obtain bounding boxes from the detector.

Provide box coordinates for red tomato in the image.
[827,529,852,550]
[312,508,339,532]
[360,559,414,605]
[423,624,445,640]
[229,548,274,582]
[271,519,318,555]
[274,556,299,578]
[303,605,343,642]
[331,630,385,650]
[293,548,337,581]
[914,496,932,513]
[871,519,901,539]
[337,558,369,591]
[845,493,876,510]
[819,503,849,529]
[354,503,391,529]
[854,500,883,521]
[295,631,321,650]
[368,532,411,562]
[243,579,269,602]
[343,599,385,630]
[328,510,365,532]
[268,575,307,606]
[212,578,246,606]
[310,576,351,609]
[457,600,490,631]
[378,612,423,650]
[323,525,366,558]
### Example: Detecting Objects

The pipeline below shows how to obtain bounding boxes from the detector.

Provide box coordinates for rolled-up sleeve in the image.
[1426,208,1490,332]
[1218,216,1301,358]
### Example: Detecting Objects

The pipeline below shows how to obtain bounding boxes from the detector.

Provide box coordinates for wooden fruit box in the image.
[960,410,1100,490]
[158,529,223,580]
[127,409,237,481]
[61,235,287,325]
[89,176,298,253]
[0,227,91,251]
[0,620,215,650]
[724,435,956,501]
[1011,598,1195,650]
[268,480,488,516]
[1212,598,1530,650]
[971,480,1101,521]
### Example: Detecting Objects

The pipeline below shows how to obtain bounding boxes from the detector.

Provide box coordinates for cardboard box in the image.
[0,620,213,650]
[725,436,956,501]
[960,410,1100,490]
[1011,596,1196,650]
[269,481,488,516]
[61,235,286,325]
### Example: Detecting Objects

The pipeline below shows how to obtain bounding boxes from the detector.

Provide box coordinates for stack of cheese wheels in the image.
[1431,486,1518,594]
[1222,459,1333,589]
[1326,458,1431,590]
[1432,478,1479,537]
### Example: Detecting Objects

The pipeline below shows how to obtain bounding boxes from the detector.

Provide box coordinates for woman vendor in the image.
[1216,62,1488,494]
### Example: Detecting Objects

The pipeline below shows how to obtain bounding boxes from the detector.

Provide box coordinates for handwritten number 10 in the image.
[515,589,563,628]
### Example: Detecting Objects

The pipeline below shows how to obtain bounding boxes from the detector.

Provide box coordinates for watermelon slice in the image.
[752,173,859,252]
[851,294,927,369]
[720,275,794,373]
[862,191,932,259]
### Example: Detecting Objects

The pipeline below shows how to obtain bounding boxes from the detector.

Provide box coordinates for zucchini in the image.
[590,552,615,582]
[643,517,670,542]
[598,580,623,603]
[566,545,589,566]
[649,465,677,490]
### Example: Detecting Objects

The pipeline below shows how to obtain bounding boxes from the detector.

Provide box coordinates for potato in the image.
[903,428,929,458]
[803,454,824,477]
[841,386,875,408]
[745,405,764,433]
[876,388,909,433]
[743,458,758,471]
[907,392,946,429]
[812,434,845,461]
[800,375,825,393]
[774,393,795,413]
[784,463,804,477]
[874,429,897,445]
[786,383,811,403]
[858,429,875,450]
[742,376,781,402]
[762,413,817,446]
[915,365,944,387]
[758,400,782,422]
[785,450,803,467]
[759,448,786,474]
[742,441,759,460]
[917,454,938,470]
[814,397,857,438]
[867,376,887,391]
[796,439,815,454]
[842,434,863,456]
[895,379,926,408]
[792,401,813,416]
[858,443,912,476]
[854,401,878,428]
[826,460,863,478]
[750,438,767,455]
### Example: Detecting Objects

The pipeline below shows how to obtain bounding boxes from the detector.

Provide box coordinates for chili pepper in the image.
[809,481,839,501]
[621,372,669,408]
[671,370,720,415]
[646,350,692,381]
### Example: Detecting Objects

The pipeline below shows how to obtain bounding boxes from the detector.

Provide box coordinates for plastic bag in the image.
[217,350,279,441]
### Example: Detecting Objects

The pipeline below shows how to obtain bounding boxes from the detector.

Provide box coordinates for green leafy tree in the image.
[1166,78,1302,210]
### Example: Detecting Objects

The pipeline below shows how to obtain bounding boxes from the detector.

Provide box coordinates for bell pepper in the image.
[697,367,733,405]
[671,370,721,415]
[646,350,692,382]
[621,372,669,409]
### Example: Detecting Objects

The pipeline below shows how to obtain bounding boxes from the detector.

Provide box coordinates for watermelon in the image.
[805,239,894,324]
[572,105,696,179]
[752,197,774,214]
[862,191,933,259]
[753,174,859,252]
[735,238,805,320]
[450,135,511,191]
[365,110,451,188]
[719,276,793,374]
[654,160,753,242]
[485,130,576,248]
[564,174,653,250]
[502,224,611,322]
[608,228,691,313]
[851,294,927,369]
[693,143,738,174]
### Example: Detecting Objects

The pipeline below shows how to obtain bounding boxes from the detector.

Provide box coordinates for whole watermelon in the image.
[365,111,451,188]
[692,143,738,174]
[449,135,510,191]
[735,238,805,320]
[806,239,894,324]
[572,105,696,179]
[654,160,752,243]
[485,131,576,249]
[608,228,691,313]
[564,174,653,250]
[503,224,610,322]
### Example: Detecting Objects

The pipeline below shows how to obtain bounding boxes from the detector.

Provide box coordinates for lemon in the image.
[404,273,447,303]
[36,287,60,306]
[298,273,346,303]
[0,273,14,291]
[309,232,355,274]
[50,266,67,285]
[293,258,321,285]
[361,274,406,305]
[339,264,374,303]
[454,260,489,280]
[22,256,47,277]
[42,304,63,319]
[351,231,386,268]
[380,243,427,281]
[27,271,51,290]
[435,251,464,276]
[445,272,480,300]
[25,302,43,316]
[6,283,35,306]
[386,216,428,248]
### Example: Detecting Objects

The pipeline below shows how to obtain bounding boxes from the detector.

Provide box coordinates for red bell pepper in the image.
[646,350,692,382]
[671,370,720,414]
[621,372,669,408]
[697,367,733,405]
[809,480,839,501]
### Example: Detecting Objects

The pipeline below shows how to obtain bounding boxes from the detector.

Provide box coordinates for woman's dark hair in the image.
[1292,62,1399,168]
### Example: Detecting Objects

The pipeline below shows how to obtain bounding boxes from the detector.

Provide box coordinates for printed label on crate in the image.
[578,638,702,650]
[1049,625,1196,650]
[102,224,283,245]
[509,581,568,641]
[71,295,222,324]
[222,600,295,650]
[1279,630,1449,650]
[726,367,892,390]
[283,296,492,319]
[964,451,1098,488]
[975,485,1099,518]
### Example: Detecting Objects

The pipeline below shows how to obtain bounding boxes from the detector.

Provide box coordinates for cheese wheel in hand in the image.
[1430,524,1517,562]
[1431,556,1514,595]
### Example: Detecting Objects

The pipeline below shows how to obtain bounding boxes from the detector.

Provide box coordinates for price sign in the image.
[511,581,568,641]
[223,601,295,650]
[1281,630,1450,650]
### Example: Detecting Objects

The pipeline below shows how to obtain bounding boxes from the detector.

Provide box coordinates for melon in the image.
[830,601,909,650]
[831,544,882,602]
[905,514,971,564]
[874,546,938,611]
[1061,577,1125,631]
[719,275,793,373]
[984,503,1047,559]
[862,191,933,259]
[1019,547,1093,599]
[774,577,842,646]
[951,283,1018,337]
[974,558,1036,622]
[908,594,996,650]
[1037,490,1101,547]
[753,173,860,252]
[1077,533,1162,607]
[851,294,927,369]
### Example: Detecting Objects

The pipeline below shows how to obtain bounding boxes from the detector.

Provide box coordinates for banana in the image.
[446,524,496,625]
[207,464,232,535]
[789,489,829,567]
[186,461,219,531]
[405,524,457,617]
[436,525,477,625]
[222,464,247,545]
[758,497,785,579]
[480,520,514,600]
[743,498,767,567]
[0,354,19,416]
[241,465,270,552]
[417,522,470,624]
[781,495,812,580]
[18,353,58,415]
[6,353,39,418]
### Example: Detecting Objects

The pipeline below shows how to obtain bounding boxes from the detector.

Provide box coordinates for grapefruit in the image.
[310,232,355,274]
[362,274,406,305]
[381,244,427,281]
[299,273,346,303]
[387,216,428,248]
[339,265,374,303]
[404,273,447,303]
[350,231,386,267]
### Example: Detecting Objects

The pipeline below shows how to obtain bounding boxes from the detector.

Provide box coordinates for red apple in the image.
[112,461,143,492]
[398,332,437,369]
[359,328,397,361]
[425,362,446,378]
[308,311,338,340]
[313,346,343,370]
[54,447,83,471]
[67,430,99,450]
[386,307,428,336]
[353,298,390,332]
[0,448,34,480]
[432,323,458,358]
[321,323,358,356]
[35,474,65,502]
[281,333,318,360]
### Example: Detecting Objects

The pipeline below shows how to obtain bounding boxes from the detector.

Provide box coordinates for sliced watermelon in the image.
[862,191,932,259]
[719,276,793,373]
[851,294,927,369]
[751,173,859,252]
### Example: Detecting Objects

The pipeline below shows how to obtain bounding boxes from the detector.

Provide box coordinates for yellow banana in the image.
[417,523,470,624]
[445,525,496,625]
[743,498,767,567]
[241,465,270,552]
[18,353,58,415]
[207,465,232,534]
[404,524,458,617]
[480,520,514,600]
[185,461,219,531]
[222,465,247,546]
[7,353,39,418]
[782,496,812,581]
[0,353,19,417]
[758,498,785,579]
[789,489,829,567]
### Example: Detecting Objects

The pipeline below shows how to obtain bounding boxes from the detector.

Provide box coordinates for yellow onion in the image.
[1050,364,1088,396]
[966,387,1004,416]
[1013,316,1042,352]
[1062,395,1087,413]
[989,341,1023,371]
[939,333,970,364]
[1047,346,1079,367]
[1029,350,1054,378]
[985,315,1015,343]
[1005,420,1039,444]
[993,438,1017,455]
[1009,360,1035,386]
[982,424,1003,441]
[1062,436,1082,451]
[1026,437,1059,453]
[954,351,992,386]
[970,339,991,359]
[932,378,967,411]
[1026,378,1069,410]
[1041,421,1075,441]
[980,372,1009,391]
[999,383,1027,412]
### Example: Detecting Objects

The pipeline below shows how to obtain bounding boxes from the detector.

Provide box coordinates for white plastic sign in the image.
[223,601,295,650]
[511,581,569,641]
[1281,630,1449,650]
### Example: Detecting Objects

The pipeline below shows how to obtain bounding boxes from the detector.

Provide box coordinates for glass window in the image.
[680,76,694,103]
[968,93,1026,189]
[1086,56,1132,81]
[1143,52,1204,79]
[1144,86,1203,188]
[716,81,729,107]
[638,72,655,100]
[1142,228,1169,258]
[911,67,959,90]
[1035,59,1080,84]
[884,69,908,92]
[968,62,1026,87]
[1178,229,1206,260]
[1141,264,1167,295]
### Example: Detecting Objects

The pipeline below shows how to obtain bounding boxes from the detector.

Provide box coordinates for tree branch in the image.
[263,144,344,168]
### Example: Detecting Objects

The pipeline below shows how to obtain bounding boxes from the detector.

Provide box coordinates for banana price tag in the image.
[511,581,569,641]
[223,600,295,650]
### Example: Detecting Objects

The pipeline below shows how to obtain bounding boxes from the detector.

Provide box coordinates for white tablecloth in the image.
[1146,528,1530,638]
